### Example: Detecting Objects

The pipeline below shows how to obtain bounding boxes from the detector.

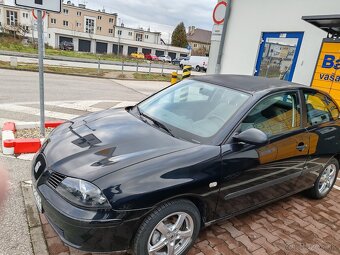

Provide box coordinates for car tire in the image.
[305,158,339,199]
[180,64,184,69]
[196,66,201,72]
[133,199,201,255]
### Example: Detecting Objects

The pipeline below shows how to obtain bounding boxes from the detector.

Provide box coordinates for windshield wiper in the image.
[137,109,175,137]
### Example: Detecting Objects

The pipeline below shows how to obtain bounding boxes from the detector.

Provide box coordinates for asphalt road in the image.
[0,69,161,104]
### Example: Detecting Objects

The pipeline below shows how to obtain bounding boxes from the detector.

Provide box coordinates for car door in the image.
[300,89,340,188]
[216,90,310,218]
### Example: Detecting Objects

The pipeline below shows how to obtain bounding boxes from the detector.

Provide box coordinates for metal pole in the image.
[216,0,232,74]
[37,10,45,137]
[98,59,100,75]
[149,61,151,74]
[136,61,139,72]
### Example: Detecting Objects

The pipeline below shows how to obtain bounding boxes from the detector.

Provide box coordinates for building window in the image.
[23,25,29,32]
[22,13,28,18]
[98,16,102,20]
[128,31,132,36]
[63,20,69,27]
[77,11,81,16]
[6,11,18,26]
[85,18,95,34]
[51,18,56,24]
[76,22,81,27]
[109,29,113,34]
[118,30,122,36]
[136,33,143,42]
[97,26,102,31]
[145,34,149,39]
[109,18,114,23]
[194,43,198,47]
[63,9,69,15]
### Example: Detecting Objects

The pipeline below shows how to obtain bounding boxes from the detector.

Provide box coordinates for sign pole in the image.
[37,9,45,137]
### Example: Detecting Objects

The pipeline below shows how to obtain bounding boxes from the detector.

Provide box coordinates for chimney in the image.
[188,26,195,35]
[78,4,86,8]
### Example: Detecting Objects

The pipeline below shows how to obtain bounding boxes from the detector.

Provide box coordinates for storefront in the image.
[220,0,340,86]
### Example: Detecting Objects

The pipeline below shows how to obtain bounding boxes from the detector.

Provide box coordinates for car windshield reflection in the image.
[138,80,250,143]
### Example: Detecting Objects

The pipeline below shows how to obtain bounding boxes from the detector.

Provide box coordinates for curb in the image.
[1,121,64,155]
[21,180,49,255]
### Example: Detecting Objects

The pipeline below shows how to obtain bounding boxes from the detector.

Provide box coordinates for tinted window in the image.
[241,92,301,137]
[304,92,339,126]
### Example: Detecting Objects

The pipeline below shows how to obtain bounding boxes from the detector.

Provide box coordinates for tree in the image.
[171,22,188,48]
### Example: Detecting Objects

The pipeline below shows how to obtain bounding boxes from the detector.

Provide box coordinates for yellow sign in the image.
[311,40,340,104]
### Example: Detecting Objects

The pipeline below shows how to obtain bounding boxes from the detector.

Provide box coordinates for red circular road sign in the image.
[32,9,46,20]
[213,1,227,25]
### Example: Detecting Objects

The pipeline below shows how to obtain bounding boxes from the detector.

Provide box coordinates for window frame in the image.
[224,89,304,145]
[302,88,340,127]
[6,10,18,26]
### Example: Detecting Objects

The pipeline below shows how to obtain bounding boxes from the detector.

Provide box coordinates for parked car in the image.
[32,75,340,254]
[130,52,145,59]
[59,41,74,51]
[180,56,209,72]
[172,56,188,65]
[144,53,159,61]
[158,55,172,63]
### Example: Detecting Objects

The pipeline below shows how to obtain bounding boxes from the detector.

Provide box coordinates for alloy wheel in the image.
[147,212,194,255]
[318,164,337,196]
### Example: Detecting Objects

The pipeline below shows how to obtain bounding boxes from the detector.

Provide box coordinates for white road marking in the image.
[46,101,103,113]
[114,101,137,108]
[0,104,78,120]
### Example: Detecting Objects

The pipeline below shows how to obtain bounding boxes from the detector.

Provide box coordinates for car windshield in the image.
[138,80,250,143]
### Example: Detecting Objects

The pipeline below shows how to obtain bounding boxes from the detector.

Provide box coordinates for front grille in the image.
[48,172,66,189]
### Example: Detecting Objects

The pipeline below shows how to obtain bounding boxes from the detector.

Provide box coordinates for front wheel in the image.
[305,158,339,199]
[195,66,201,72]
[133,200,201,255]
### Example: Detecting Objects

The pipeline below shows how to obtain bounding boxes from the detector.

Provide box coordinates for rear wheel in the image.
[179,64,184,69]
[305,158,339,199]
[133,200,201,255]
[195,66,201,72]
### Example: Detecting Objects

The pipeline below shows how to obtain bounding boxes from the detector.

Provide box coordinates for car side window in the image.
[240,92,301,137]
[304,92,339,126]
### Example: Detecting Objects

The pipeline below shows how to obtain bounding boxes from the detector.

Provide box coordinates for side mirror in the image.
[233,128,268,146]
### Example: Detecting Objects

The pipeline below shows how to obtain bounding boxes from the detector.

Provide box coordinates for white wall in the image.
[220,0,340,85]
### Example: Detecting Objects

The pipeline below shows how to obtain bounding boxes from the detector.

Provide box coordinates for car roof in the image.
[192,75,307,94]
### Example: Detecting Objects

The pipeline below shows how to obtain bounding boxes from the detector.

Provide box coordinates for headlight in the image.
[56,177,111,209]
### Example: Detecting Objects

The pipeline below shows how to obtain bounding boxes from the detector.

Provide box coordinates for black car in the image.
[32,75,340,255]
[59,41,74,51]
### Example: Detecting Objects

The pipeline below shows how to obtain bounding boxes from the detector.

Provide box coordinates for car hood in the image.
[43,108,197,181]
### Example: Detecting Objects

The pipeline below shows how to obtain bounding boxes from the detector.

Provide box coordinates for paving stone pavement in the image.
[40,190,340,255]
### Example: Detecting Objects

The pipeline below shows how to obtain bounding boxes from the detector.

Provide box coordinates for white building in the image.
[0,0,188,58]
[219,0,340,86]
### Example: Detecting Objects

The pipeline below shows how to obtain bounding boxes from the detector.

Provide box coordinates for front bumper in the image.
[35,180,149,253]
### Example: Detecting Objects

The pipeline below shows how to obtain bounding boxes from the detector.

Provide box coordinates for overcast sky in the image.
[6,0,215,41]
[81,0,215,40]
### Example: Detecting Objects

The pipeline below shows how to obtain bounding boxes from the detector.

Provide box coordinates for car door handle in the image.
[296,143,307,151]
